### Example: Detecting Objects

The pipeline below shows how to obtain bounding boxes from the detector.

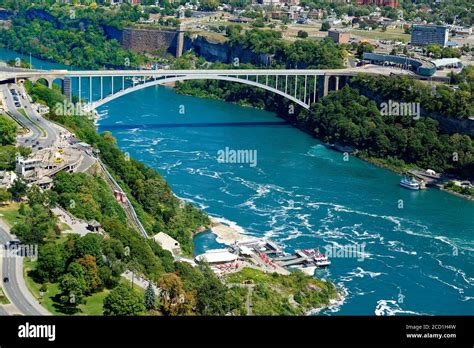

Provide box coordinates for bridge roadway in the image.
[0,65,418,110]
[0,66,414,81]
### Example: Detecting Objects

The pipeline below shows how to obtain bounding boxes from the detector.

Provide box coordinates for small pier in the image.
[408,169,445,188]
[274,250,311,267]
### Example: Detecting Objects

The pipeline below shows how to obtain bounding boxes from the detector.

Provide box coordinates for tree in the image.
[103,284,145,316]
[58,273,86,309]
[426,44,442,58]
[8,178,27,201]
[297,30,308,38]
[0,188,11,204]
[0,115,17,146]
[200,0,219,11]
[78,254,102,294]
[73,234,103,260]
[11,204,57,244]
[321,21,331,31]
[158,273,194,316]
[144,283,156,310]
[36,243,65,282]
[195,265,240,315]
[357,42,374,58]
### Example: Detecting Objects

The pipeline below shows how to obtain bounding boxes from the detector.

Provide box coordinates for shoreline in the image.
[173,86,474,202]
[207,216,256,246]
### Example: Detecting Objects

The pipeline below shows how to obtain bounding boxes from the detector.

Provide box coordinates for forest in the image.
[0,4,146,69]
[176,67,474,180]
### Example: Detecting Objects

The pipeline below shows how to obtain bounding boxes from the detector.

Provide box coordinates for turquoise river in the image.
[2,49,473,315]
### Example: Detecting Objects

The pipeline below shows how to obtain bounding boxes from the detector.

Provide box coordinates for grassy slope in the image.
[0,203,22,227]
[226,267,337,316]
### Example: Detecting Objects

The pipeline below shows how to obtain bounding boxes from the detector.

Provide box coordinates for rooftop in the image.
[195,249,239,264]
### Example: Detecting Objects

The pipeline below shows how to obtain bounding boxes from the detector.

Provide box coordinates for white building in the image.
[15,155,41,177]
[153,232,181,255]
[195,249,239,265]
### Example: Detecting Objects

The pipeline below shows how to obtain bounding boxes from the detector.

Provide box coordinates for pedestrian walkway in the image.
[51,206,91,236]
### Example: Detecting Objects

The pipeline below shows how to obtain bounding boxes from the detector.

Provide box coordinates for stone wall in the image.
[184,34,272,65]
[122,28,179,56]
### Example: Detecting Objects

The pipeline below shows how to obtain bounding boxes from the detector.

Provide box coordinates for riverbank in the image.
[174,83,474,202]
[208,216,255,245]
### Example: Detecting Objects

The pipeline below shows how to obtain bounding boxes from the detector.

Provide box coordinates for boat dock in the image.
[198,240,329,277]
[408,169,445,188]
[273,250,312,267]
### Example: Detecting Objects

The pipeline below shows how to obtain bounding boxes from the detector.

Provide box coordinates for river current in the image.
[3,49,473,315]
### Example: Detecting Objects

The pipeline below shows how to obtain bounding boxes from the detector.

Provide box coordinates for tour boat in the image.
[399,176,420,190]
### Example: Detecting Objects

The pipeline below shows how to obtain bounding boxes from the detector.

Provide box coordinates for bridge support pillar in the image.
[62,78,72,101]
[323,75,329,97]
[334,76,340,91]
[176,24,185,58]
[46,78,54,89]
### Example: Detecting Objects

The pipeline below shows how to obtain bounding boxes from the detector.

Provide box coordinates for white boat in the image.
[399,176,420,190]
[314,258,331,267]
[312,250,331,267]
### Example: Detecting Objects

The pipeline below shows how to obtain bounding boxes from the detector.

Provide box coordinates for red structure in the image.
[114,190,127,204]
[356,0,398,8]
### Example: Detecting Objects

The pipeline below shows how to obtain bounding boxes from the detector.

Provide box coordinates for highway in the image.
[17,84,59,149]
[1,84,59,150]
[0,84,42,147]
[0,223,49,315]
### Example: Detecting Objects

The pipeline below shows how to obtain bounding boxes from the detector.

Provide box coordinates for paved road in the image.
[0,84,42,147]
[227,283,255,316]
[0,223,49,315]
[0,305,7,315]
[17,84,59,149]
[1,84,59,150]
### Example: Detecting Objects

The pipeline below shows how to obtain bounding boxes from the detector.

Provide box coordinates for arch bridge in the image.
[2,68,389,110]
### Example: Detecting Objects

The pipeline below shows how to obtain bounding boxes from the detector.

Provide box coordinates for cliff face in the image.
[185,35,272,65]
[122,28,179,56]
[102,24,123,43]
[352,83,474,137]
[119,27,272,64]
[185,36,228,62]
[19,8,270,64]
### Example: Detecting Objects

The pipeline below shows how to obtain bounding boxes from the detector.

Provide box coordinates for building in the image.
[15,155,41,177]
[356,0,398,8]
[362,52,436,76]
[411,25,449,47]
[87,220,101,233]
[449,25,472,35]
[153,232,181,255]
[431,58,463,70]
[308,9,324,19]
[328,30,350,44]
[195,249,239,265]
